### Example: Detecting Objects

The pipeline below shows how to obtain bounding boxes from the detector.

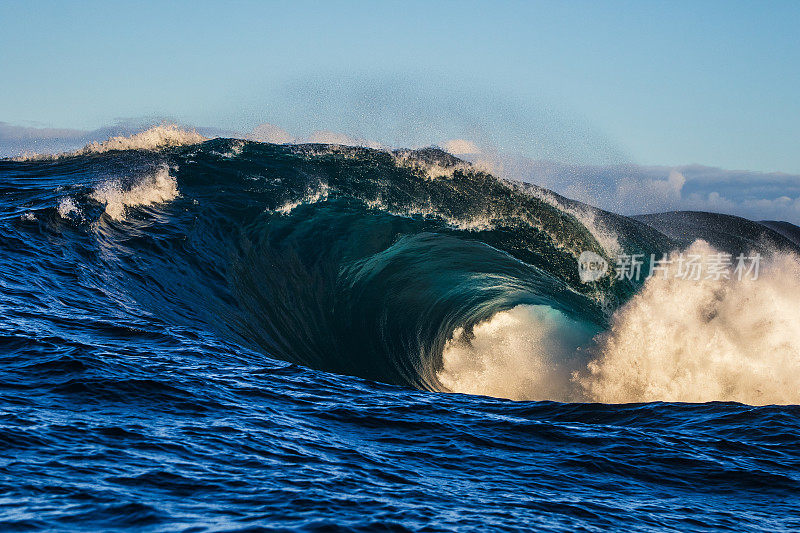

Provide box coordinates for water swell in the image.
[6,133,800,405]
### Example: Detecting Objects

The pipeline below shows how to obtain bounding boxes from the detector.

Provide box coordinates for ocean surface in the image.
[2,128,799,531]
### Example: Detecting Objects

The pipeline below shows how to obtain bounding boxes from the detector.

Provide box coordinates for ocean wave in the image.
[5,136,799,406]
[274,182,330,215]
[392,148,474,180]
[5,126,800,533]
[519,184,623,257]
[57,197,81,219]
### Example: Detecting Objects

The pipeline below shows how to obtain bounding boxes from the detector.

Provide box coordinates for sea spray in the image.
[578,240,800,405]
[90,165,179,220]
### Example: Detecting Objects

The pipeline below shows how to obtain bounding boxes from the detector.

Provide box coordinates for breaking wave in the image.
[438,242,800,405]
[578,241,800,405]
[4,136,799,406]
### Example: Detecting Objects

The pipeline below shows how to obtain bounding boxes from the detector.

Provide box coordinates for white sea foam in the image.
[77,125,206,155]
[437,305,597,401]
[275,183,330,215]
[91,165,179,220]
[362,195,497,232]
[13,125,207,161]
[439,241,800,405]
[57,198,80,219]
[577,241,800,405]
[392,151,474,181]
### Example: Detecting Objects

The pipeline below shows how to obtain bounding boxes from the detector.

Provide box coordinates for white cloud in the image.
[616,169,686,212]
[490,153,800,224]
[683,191,737,212]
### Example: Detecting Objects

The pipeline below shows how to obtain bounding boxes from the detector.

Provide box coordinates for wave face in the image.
[2,135,800,530]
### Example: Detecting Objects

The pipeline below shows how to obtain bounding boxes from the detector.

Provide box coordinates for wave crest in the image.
[91,165,179,220]
[78,124,206,155]
[12,125,206,161]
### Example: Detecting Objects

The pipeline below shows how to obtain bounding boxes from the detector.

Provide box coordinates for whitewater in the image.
[1,126,799,531]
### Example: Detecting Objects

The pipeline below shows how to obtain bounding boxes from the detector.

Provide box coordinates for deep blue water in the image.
[1,138,799,531]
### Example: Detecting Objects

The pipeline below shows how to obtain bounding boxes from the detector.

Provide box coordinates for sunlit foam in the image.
[439,241,800,405]
[577,240,800,405]
[437,305,598,401]
[13,125,207,161]
[91,165,179,220]
[57,197,80,219]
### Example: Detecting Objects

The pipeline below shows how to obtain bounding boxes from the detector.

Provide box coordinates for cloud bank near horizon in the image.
[491,155,800,225]
[2,121,799,225]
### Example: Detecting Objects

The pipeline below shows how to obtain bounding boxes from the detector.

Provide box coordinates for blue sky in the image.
[1,0,799,173]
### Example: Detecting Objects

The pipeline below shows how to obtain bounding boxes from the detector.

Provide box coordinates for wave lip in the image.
[11,124,207,161]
